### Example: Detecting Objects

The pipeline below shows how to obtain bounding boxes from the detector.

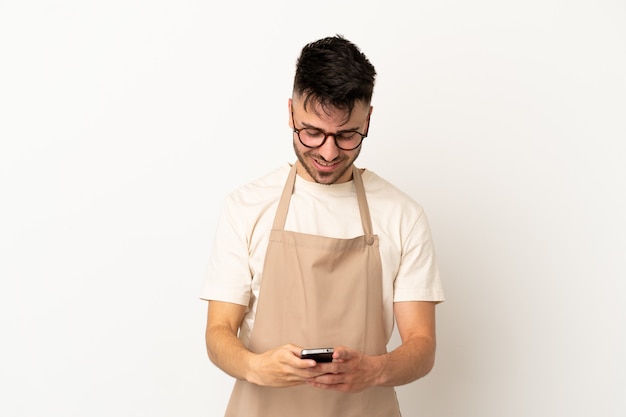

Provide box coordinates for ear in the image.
[288,98,293,129]
[369,105,374,116]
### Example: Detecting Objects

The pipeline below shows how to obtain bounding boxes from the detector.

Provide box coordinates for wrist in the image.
[244,351,262,385]
[373,353,390,386]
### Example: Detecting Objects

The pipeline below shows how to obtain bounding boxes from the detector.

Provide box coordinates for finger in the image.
[284,344,314,366]
[310,369,345,384]
[286,343,304,355]
[306,378,350,391]
[332,346,353,361]
[312,361,343,374]
[302,368,332,378]
[299,359,318,368]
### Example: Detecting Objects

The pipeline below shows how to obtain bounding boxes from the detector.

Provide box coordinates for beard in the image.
[293,140,361,185]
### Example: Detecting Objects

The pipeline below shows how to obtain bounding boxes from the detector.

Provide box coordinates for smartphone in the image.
[300,347,334,363]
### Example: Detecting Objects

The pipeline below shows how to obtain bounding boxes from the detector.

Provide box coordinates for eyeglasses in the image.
[291,111,370,151]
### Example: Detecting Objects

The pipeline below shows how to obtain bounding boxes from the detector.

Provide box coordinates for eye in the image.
[302,128,325,139]
[336,131,358,141]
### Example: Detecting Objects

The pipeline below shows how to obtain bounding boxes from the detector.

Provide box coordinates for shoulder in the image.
[361,169,425,218]
[217,164,291,233]
[225,164,290,208]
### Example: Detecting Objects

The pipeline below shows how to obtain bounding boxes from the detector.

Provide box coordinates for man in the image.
[201,35,445,417]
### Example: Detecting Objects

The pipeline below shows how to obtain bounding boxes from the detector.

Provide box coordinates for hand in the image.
[305,346,386,393]
[247,344,329,387]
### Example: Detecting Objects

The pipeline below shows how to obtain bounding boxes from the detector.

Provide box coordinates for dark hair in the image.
[293,35,376,116]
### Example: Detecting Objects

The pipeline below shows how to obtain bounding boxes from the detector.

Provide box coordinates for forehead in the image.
[292,97,369,127]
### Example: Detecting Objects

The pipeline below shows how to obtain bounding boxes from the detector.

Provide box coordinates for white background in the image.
[1,1,625,416]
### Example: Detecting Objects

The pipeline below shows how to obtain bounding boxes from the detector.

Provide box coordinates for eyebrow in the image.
[300,120,362,132]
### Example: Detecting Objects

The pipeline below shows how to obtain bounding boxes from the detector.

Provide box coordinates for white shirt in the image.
[201,164,445,346]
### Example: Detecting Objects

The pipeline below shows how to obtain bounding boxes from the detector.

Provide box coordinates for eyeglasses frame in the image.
[291,109,370,151]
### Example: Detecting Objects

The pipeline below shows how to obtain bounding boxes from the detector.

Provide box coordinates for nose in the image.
[317,134,341,161]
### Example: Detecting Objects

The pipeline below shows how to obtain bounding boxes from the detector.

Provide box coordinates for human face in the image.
[289,98,372,184]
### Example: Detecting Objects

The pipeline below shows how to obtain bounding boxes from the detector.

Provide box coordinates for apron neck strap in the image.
[272,164,298,230]
[352,165,375,237]
[272,163,374,237]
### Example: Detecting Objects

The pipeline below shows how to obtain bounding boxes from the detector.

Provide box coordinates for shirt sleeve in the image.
[199,195,252,307]
[393,210,446,303]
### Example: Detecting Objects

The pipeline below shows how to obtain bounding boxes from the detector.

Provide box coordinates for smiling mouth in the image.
[314,158,339,167]
[311,158,343,172]
[311,154,344,166]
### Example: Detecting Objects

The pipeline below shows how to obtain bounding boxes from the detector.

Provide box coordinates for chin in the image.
[312,165,351,185]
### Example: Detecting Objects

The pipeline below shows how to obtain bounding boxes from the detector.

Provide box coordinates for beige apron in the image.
[224,164,401,417]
